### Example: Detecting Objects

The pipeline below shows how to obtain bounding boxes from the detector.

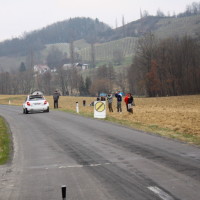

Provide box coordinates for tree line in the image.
[0,34,200,97]
[140,1,200,18]
[178,2,200,17]
[0,66,91,96]
[127,34,200,96]
[0,62,126,97]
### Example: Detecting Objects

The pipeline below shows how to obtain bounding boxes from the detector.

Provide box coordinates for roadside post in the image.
[94,101,106,119]
[61,185,66,200]
[83,100,86,106]
[61,185,67,200]
[76,102,79,113]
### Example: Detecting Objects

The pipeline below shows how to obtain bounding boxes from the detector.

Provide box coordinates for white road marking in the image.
[29,162,111,170]
[59,163,111,169]
[59,165,83,169]
[148,186,174,200]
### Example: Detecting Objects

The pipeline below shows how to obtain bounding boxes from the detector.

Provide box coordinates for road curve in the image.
[0,105,200,200]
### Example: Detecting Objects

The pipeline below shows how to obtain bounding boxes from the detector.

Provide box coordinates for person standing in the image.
[100,96,106,101]
[127,93,134,114]
[124,93,129,111]
[115,91,122,112]
[107,94,113,112]
[53,90,60,109]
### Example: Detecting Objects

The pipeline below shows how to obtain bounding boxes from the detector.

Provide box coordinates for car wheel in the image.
[46,107,49,112]
[25,108,29,114]
[23,108,25,114]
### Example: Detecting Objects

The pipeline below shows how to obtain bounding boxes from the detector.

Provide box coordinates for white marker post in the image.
[76,102,79,113]
[94,101,106,119]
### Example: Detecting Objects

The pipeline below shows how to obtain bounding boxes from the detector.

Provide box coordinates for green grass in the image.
[124,56,133,66]
[0,116,11,165]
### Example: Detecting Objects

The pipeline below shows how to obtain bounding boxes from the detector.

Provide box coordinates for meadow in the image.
[0,95,200,145]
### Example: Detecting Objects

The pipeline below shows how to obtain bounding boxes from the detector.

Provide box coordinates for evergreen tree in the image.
[19,62,26,72]
[85,76,92,95]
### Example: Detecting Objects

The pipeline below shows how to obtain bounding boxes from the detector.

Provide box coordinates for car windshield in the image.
[29,95,44,101]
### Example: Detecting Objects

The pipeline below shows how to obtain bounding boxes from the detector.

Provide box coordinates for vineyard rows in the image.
[79,37,137,62]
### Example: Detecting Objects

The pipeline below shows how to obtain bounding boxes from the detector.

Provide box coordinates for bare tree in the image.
[115,18,118,29]
[42,72,52,95]
[89,79,110,96]
[116,70,127,93]
[90,43,96,68]
[70,41,75,65]
[156,9,165,17]
[128,34,200,97]
[122,15,126,37]
[142,10,150,18]
[113,49,124,65]
[46,46,66,68]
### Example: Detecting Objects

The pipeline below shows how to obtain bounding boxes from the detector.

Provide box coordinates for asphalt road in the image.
[0,105,200,200]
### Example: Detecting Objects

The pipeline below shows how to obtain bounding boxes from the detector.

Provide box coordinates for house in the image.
[50,68,57,73]
[63,64,73,70]
[75,63,89,70]
[33,65,50,74]
[82,64,89,70]
[62,63,89,70]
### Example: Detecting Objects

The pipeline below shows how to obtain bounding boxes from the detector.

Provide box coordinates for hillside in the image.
[113,15,200,39]
[0,17,112,57]
[79,37,137,61]
[0,37,136,71]
[2,15,200,71]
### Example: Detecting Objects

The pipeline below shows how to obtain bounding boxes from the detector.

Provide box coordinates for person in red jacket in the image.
[124,93,129,111]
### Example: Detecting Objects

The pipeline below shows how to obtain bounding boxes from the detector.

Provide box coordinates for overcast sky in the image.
[0,0,196,41]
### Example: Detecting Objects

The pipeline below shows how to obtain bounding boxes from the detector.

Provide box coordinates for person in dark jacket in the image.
[53,90,60,109]
[100,96,106,101]
[127,93,134,114]
[115,91,122,112]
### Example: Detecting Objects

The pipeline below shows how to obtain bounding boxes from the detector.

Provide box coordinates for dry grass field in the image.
[0,95,200,145]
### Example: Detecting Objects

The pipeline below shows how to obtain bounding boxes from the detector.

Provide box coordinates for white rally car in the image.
[23,93,49,114]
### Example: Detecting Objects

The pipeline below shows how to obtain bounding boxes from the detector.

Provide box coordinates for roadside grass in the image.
[0,95,26,106]
[0,116,10,165]
[104,116,200,145]
[0,95,200,146]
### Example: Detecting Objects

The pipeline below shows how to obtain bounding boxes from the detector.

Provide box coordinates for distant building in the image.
[63,64,73,70]
[33,65,50,74]
[50,68,57,73]
[82,64,89,70]
[62,63,89,70]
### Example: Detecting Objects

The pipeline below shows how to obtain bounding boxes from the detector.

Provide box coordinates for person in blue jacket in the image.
[115,91,122,112]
